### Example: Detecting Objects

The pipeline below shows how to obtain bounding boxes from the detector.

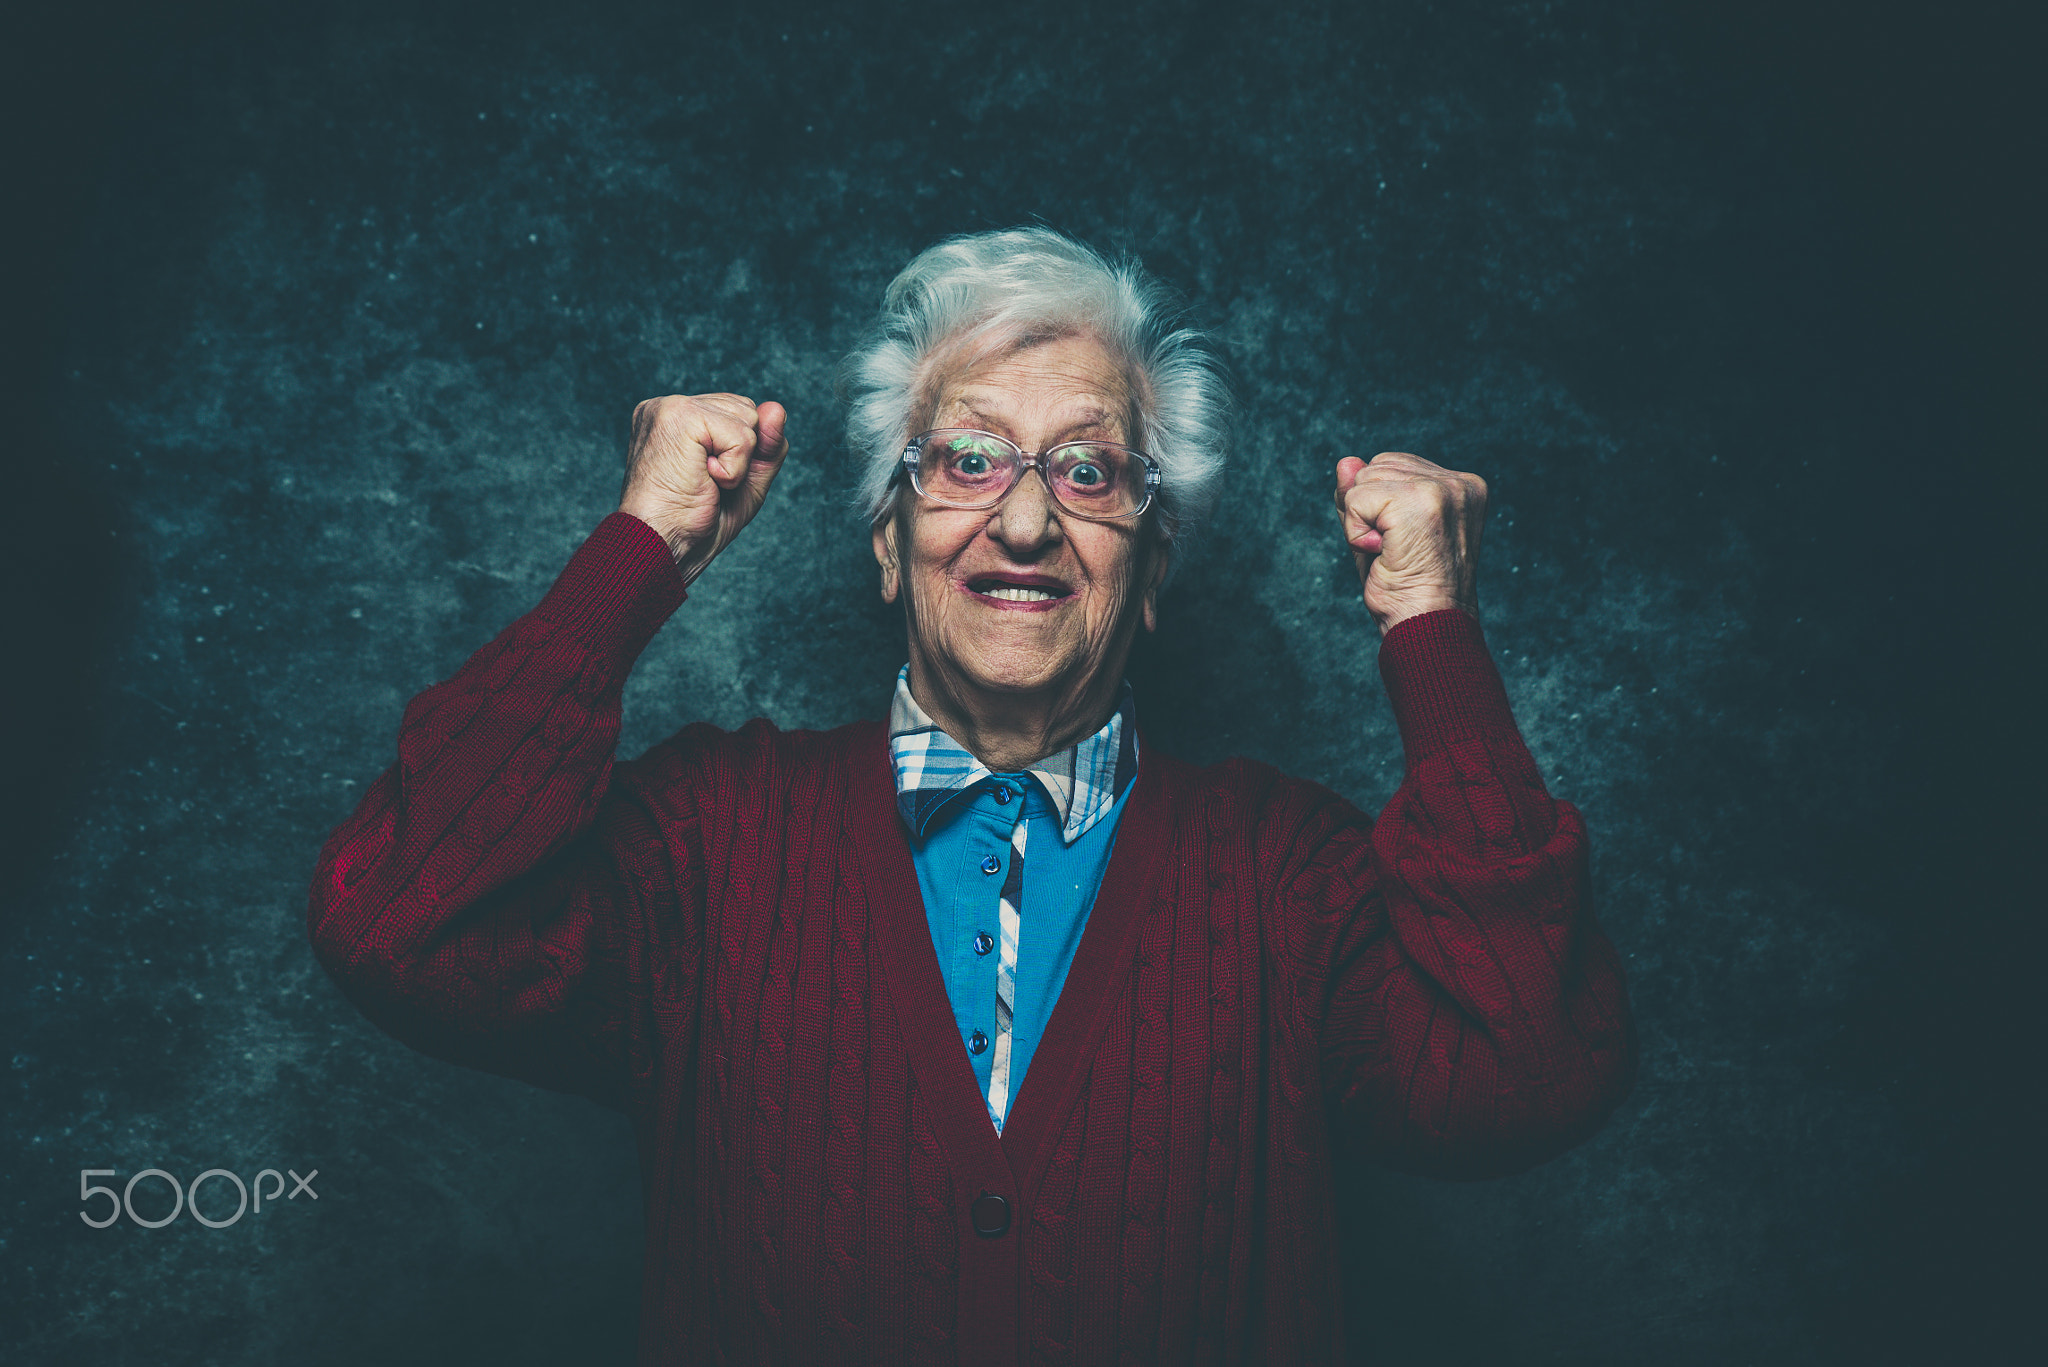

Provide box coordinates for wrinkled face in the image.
[873,331,1166,707]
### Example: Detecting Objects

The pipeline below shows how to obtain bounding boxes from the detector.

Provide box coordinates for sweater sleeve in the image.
[306,513,699,1114]
[1285,609,1635,1178]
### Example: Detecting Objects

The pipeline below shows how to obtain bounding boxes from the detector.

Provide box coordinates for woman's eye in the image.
[958,453,990,475]
[1065,463,1105,488]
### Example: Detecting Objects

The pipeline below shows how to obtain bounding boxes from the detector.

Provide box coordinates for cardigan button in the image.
[970,1192,1011,1238]
[968,1030,989,1054]
[973,931,995,956]
[992,784,1012,805]
[981,854,1002,875]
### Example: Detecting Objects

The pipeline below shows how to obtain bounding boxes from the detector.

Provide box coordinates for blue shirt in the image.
[887,669,1139,1133]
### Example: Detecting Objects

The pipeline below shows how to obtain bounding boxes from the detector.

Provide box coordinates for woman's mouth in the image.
[963,575,1073,607]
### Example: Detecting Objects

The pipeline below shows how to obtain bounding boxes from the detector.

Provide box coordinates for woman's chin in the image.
[930,642,1088,698]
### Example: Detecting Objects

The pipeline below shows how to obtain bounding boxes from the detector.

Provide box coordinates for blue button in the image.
[973,931,995,956]
[968,1030,989,1054]
[980,854,1001,875]
[992,784,1012,805]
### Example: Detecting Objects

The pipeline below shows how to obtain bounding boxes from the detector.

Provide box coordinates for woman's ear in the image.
[1141,537,1170,632]
[872,512,901,604]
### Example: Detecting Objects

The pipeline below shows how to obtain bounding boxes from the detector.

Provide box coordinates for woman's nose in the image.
[986,466,1060,552]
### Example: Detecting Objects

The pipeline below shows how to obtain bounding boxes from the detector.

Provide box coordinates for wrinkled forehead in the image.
[919,328,1137,445]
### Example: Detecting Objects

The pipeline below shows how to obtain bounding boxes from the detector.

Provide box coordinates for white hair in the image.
[839,226,1230,552]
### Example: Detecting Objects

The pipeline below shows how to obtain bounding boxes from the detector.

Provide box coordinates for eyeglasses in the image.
[898,429,1161,522]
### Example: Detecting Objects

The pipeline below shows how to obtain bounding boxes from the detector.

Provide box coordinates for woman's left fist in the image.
[1333,451,1487,634]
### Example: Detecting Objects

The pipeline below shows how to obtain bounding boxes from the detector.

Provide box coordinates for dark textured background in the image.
[3,0,2038,1362]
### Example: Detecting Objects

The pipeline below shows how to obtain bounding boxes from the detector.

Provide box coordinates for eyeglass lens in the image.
[918,431,1145,516]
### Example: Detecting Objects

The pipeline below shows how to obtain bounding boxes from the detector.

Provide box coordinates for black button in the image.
[973,931,995,956]
[980,854,1001,875]
[970,1192,1010,1238]
[992,784,1012,805]
[968,1030,989,1054]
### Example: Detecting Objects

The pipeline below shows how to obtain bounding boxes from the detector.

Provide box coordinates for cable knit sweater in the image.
[307,513,1634,1366]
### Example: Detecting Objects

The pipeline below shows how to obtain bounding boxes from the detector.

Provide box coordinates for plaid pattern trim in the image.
[988,817,1027,1129]
[887,666,1138,844]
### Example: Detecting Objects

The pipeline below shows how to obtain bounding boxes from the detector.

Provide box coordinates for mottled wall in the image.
[4,1,2035,1363]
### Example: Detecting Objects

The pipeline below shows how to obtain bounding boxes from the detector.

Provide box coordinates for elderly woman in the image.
[309,227,1633,1365]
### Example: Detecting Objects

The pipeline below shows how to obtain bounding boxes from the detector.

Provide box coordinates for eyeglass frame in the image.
[894,428,1163,523]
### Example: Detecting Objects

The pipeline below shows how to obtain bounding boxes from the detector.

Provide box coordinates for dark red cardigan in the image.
[307,513,1634,1366]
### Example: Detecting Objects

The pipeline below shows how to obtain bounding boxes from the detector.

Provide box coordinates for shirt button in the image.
[973,931,995,956]
[992,784,1012,805]
[980,854,1001,875]
[968,1030,989,1054]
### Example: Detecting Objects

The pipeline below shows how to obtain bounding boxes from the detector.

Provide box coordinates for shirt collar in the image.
[887,666,1139,845]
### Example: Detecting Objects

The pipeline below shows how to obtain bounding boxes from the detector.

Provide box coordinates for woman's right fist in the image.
[618,393,789,583]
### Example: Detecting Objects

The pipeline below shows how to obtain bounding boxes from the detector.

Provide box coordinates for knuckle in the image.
[708,430,755,465]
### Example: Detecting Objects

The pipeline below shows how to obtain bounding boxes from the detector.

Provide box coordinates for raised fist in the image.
[618,393,789,583]
[1333,451,1487,634]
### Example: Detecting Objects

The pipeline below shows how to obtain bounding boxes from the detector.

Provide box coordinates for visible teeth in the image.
[985,585,1058,602]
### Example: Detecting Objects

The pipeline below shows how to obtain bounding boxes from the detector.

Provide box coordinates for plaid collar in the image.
[888,666,1139,845]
